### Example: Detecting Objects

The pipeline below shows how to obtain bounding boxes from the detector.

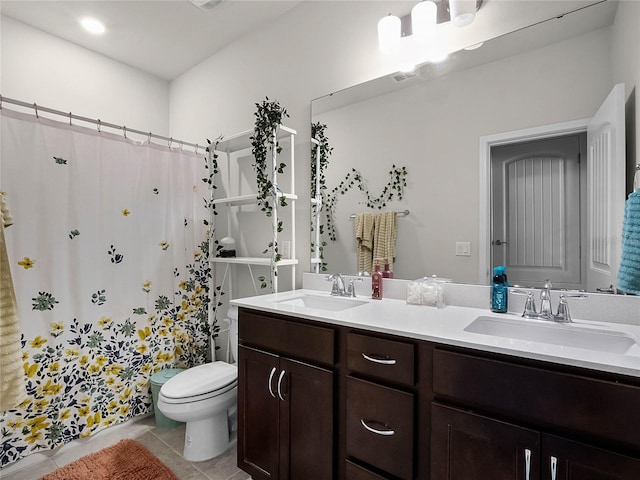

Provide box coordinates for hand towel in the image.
[372,211,398,272]
[355,213,375,274]
[1,218,27,411]
[616,190,640,295]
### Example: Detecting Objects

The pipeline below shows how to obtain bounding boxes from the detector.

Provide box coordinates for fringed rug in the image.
[39,439,178,480]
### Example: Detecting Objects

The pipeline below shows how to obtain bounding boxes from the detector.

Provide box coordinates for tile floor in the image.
[0,414,251,480]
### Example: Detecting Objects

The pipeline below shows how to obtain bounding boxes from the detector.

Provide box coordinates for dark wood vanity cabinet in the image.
[432,348,640,480]
[237,310,335,480]
[237,307,640,480]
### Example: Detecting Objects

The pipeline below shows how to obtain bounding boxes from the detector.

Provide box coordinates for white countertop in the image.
[231,289,640,378]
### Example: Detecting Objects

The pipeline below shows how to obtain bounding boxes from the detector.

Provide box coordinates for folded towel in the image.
[372,211,397,273]
[617,191,640,295]
[355,213,375,273]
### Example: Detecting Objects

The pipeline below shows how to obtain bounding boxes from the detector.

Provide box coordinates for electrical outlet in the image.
[281,241,291,259]
[456,242,471,256]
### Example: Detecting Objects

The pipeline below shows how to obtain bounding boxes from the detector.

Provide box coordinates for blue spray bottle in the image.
[491,265,508,313]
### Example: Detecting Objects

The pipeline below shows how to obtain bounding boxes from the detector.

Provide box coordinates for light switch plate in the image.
[280,241,291,259]
[456,242,471,256]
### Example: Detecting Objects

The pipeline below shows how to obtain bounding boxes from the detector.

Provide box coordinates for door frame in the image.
[478,118,590,285]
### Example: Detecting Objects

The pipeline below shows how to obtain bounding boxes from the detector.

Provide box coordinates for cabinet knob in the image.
[360,419,395,436]
[362,353,397,365]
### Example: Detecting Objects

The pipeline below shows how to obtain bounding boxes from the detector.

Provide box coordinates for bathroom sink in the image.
[275,294,368,312]
[464,316,638,354]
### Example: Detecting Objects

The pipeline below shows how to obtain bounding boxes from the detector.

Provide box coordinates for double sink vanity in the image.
[231,275,640,480]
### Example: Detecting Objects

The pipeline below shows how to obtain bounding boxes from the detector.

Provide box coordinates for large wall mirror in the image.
[310,0,638,293]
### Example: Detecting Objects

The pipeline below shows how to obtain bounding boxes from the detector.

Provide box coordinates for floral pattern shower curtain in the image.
[0,109,211,467]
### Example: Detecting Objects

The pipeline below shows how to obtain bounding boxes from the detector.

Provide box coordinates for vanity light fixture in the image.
[80,17,105,35]
[378,0,482,70]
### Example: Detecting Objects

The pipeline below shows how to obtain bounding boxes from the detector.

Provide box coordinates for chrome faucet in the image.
[326,274,361,297]
[327,273,346,296]
[512,280,586,323]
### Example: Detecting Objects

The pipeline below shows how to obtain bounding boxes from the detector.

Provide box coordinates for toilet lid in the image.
[161,361,237,399]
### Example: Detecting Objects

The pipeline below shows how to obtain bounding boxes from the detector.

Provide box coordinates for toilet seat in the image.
[160,361,238,405]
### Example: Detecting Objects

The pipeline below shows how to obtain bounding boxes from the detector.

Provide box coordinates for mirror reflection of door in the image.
[491,134,586,289]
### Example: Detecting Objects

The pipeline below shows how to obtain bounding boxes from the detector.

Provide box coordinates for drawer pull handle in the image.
[277,369,286,402]
[360,419,395,436]
[550,456,557,480]
[268,367,277,398]
[524,449,531,480]
[362,353,397,365]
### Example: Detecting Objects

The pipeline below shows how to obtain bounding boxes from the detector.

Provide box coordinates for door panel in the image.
[279,357,334,480]
[238,345,280,479]
[431,403,540,480]
[542,434,640,480]
[492,134,584,289]
[586,83,626,292]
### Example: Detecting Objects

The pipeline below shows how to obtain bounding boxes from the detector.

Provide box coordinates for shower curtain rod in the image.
[0,95,203,152]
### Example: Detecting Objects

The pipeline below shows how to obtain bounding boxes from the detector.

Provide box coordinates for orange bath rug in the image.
[38,439,178,480]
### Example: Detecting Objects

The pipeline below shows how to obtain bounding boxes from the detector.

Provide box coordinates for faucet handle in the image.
[511,289,538,318]
[554,293,587,323]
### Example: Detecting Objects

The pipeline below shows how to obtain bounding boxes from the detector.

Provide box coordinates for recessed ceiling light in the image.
[80,17,106,35]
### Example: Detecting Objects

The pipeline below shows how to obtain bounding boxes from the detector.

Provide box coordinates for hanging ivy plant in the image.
[250,98,290,290]
[250,97,290,218]
[310,122,333,272]
[203,136,224,344]
[324,165,408,242]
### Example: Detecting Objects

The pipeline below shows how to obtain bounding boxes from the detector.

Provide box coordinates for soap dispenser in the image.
[372,260,383,300]
[491,265,508,313]
[382,258,393,279]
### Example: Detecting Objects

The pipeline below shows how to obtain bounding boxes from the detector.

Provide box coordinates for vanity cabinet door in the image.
[541,435,640,480]
[238,345,334,480]
[238,345,281,480]
[431,403,540,480]
[279,356,333,480]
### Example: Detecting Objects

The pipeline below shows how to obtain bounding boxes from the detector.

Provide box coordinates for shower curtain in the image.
[0,109,211,467]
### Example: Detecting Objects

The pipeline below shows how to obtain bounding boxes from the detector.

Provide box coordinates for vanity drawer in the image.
[347,332,415,387]
[346,376,414,480]
[239,308,335,366]
[433,348,640,450]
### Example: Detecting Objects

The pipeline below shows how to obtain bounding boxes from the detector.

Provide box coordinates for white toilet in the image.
[157,309,239,461]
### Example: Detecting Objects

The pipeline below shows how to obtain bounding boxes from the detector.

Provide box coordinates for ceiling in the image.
[0,0,303,80]
[0,0,610,82]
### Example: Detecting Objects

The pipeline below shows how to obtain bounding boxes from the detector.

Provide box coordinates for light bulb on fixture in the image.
[449,0,477,27]
[411,0,437,40]
[377,14,401,54]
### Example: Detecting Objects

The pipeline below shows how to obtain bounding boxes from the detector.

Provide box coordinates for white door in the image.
[492,135,584,289]
[586,83,626,292]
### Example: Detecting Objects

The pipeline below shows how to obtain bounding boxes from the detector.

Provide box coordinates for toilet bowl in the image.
[157,310,239,461]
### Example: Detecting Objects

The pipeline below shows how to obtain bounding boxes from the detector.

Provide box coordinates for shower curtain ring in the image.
[180,141,183,151]
[148,132,152,144]
[97,119,101,133]
[33,103,39,118]
[123,126,127,139]
[69,112,72,126]
[0,94,3,110]
[195,144,199,154]
[168,137,173,149]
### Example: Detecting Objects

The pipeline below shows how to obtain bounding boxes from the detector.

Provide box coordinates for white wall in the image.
[316,28,613,283]
[1,16,170,139]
